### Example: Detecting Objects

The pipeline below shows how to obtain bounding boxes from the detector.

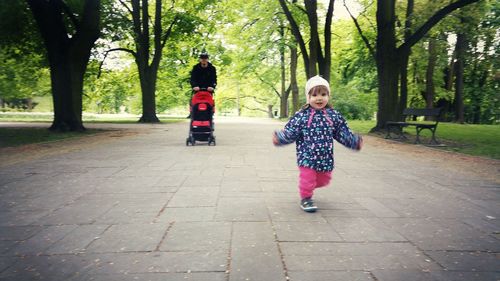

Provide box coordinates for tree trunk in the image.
[445,49,455,91]
[398,50,410,120]
[454,32,466,123]
[304,0,319,77]
[290,43,300,113]
[268,105,274,118]
[280,95,288,119]
[425,37,437,110]
[279,24,288,118]
[398,0,413,120]
[138,65,160,122]
[27,0,100,131]
[374,0,399,130]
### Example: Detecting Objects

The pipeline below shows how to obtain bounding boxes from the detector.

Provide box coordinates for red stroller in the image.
[186,90,216,146]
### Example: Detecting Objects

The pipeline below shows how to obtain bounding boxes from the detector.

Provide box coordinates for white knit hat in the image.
[305,75,330,102]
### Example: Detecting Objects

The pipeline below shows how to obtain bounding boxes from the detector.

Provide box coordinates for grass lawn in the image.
[0,113,184,148]
[0,112,184,123]
[0,127,102,147]
[347,120,500,159]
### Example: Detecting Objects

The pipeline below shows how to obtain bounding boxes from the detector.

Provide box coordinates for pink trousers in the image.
[299,167,332,199]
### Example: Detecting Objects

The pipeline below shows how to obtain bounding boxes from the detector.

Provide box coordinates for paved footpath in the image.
[0,118,499,281]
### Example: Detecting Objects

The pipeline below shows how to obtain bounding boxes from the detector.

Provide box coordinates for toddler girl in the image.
[273,75,363,212]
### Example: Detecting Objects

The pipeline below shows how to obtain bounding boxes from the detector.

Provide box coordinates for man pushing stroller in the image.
[185,52,217,146]
[190,52,217,94]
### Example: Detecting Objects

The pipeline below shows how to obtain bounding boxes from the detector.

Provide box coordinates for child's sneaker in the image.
[300,197,318,212]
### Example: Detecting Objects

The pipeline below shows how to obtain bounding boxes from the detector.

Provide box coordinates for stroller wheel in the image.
[208,136,216,146]
[186,138,190,146]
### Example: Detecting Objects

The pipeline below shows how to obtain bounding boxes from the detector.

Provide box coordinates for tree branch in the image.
[225,95,269,105]
[130,0,142,39]
[398,0,480,53]
[117,0,133,16]
[241,104,268,113]
[97,48,137,78]
[161,16,179,49]
[256,75,281,98]
[344,0,375,60]
[292,1,307,14]
[278,0,310,77]
[241,18,260,32]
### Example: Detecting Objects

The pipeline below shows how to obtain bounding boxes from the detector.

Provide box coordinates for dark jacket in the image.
[190,62,217,89]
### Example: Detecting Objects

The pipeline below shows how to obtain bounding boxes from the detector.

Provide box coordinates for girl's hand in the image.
[356,135,363,150]
[272,132,279,145]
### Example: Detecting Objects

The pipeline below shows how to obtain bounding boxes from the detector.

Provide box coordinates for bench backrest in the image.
[402,108,442,123]
[403,108,441,117]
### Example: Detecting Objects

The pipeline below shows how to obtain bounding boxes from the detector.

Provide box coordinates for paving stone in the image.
[382,218,500,251]
[0,256,16,272]
[85,223,168,253]
[160,222,231,252]
[320,209,377,218]
[229,222,285,281]
[155,207,216,222]
[7,225,78,256]
[94,211,157,224]
[37,202,115,225]
[0,226,41,241]
[274,222,342,242]
[260,180,297,193]
[93,176,176,193]
[220,179,262,192]
[288,271,374,281]
[354,197,400,218]
[371,269,500,281]
[461,217,500,235]
[45,225,109,254]
[425,250,500,271]
[72,272,226,281]
[182,176,223,187]
[326,217,407,242]
[281,241,441,272]
[80,251,228,274]
[0,210,52,226]
[215,197,270,222]
[167,186,219,207]
[0,254,90,281]
[0,240,18,255]
[223,166,258,180]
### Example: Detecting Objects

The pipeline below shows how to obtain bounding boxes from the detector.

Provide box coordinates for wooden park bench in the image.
[385,108,442,145]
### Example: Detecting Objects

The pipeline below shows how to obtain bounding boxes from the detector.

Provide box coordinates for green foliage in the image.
[330,19,377,120]
[0,49,51,108]
[331,83,377,120]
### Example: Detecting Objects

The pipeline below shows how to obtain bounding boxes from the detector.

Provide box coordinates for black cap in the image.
[199,52,209,59]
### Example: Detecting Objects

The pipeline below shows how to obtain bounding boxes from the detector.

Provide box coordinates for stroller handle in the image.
[194,87,214,92]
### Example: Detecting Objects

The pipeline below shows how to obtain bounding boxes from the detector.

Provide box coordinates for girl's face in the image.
[308,86,329,109]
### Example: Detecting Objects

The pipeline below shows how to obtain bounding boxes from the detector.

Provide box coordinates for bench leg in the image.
[430,128,439,145]
[415,127,421,144]
[386,126,407,140]
[385,126,392,139]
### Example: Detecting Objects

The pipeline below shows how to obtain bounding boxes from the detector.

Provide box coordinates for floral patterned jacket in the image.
[275,107,362,172]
